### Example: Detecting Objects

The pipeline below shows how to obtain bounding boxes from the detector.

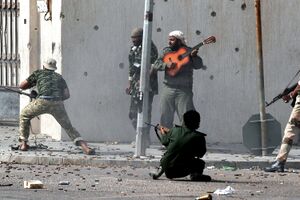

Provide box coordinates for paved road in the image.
[1,125,300,170]
[0,163,300,200]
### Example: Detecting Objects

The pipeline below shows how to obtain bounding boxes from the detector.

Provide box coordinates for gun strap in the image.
[154,125,162,143]
[286,69,300,89]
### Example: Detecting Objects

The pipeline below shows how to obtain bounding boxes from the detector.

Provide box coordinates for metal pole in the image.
[254,0,268,156]
[135,0,154,157]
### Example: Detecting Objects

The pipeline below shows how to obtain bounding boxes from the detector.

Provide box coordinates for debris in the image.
[24,180,44,189]
[221,166,236,171]
[207,166,215,170]
[234,173,242,177]
[58,181,70,185]
[0,183,13,187]
[213,186,235,195]
[195,194,212,200]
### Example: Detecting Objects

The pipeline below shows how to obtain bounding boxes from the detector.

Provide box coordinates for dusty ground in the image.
[0,163,300,199]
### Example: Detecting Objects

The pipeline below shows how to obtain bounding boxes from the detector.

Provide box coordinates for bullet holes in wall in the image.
[241,3,247,10]
[211,11,216,17]
[119,63,124,69]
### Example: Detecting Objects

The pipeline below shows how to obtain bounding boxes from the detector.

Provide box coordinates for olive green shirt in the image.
[160,125,207,170]
[27,69,68,98]
[153,46,204,88]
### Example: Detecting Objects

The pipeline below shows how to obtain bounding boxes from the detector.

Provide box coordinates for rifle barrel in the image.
[266,82,298,107]
[0,86,31,97]
[144,122,157,128]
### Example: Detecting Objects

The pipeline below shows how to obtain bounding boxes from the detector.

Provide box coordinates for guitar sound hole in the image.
[178,55,183,61]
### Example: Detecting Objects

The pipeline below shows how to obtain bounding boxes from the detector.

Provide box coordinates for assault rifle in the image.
[265,83,298,107]
[144,122,170,142]
[1,86,37,100]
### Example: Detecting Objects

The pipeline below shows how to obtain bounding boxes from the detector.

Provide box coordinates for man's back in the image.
[160,126,206,170]
[27,69,67,97]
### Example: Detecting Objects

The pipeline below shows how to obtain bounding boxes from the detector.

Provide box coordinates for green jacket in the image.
[160,125,207,170]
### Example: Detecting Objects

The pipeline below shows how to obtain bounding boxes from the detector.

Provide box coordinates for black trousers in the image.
[164,158,205,179]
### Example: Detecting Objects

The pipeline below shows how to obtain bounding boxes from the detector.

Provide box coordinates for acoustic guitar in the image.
[163,36,216,76]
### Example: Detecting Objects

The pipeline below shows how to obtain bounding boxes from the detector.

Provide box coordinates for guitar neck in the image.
[181,42,204,59]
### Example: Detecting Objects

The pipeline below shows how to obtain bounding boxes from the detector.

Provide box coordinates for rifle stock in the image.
[266,83,298,107]
[1,86,37,99]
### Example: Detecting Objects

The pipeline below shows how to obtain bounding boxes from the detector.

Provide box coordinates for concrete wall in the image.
[19,0,300,144]
[0,92,19,121]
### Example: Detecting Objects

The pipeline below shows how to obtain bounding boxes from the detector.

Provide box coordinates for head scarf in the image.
[169,30,186,45]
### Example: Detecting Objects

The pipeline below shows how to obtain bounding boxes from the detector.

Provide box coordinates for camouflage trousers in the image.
[276,95,300,162]
[129,92,154,135]
[19,99,82,145]
[160,84,196,129]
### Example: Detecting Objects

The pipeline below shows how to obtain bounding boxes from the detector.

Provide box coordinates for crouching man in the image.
[150,110,211,181]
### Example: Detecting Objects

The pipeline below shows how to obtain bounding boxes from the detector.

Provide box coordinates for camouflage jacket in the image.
[128,42,158,97]
[27,69,68,98]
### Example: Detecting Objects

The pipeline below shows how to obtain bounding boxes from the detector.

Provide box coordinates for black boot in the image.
[264,160,285,172]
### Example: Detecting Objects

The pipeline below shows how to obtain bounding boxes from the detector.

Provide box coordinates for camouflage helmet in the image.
[131,28,143,38]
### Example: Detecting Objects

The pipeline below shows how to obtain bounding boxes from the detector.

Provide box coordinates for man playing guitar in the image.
[151,30,209,129]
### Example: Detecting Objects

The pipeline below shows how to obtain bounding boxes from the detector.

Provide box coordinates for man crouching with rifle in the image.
[149,110,211,181]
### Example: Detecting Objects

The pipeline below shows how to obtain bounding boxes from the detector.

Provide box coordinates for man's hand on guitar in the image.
[190,49,199,57]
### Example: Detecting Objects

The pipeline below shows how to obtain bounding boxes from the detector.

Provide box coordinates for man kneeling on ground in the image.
[149,110,211,181]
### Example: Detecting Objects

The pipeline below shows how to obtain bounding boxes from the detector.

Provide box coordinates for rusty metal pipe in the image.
[254,0,268,156]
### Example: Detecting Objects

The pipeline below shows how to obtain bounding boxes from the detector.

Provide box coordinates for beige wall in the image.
[19,0,300,144]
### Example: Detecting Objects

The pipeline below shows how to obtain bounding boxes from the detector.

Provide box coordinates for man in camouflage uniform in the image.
[126,28,158,145]
[18,58,95,155]
[152,30,205,129]
[265,81,300,172]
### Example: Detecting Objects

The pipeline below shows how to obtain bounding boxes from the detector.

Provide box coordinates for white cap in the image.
[43,58,57,70]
